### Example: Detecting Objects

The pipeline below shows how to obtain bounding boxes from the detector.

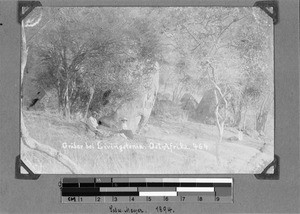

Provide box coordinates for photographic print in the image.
[20,7,274,174]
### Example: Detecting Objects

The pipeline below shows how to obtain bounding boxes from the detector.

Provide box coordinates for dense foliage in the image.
[24,7,273,134]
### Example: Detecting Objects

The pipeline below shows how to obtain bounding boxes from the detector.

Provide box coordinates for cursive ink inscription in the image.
[108,205,175,214]
[108,205,146,214]
[155,206,175,214]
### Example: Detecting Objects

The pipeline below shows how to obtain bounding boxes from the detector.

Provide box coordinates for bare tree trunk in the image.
[20,17,83,174]
[172,86,178,102]
[84,85,95,120]
[256,93,271,134]
[58,75,66,116]
[62,79,71,120]
[242,106,248,130]
[213,89,222,163]
[214,91,220,162]
[256,110,269,134]
[206,63,228,163]
[234,102,243,127]
[57,80,61,114]
[212,84,228,163]
[65,84,71,120]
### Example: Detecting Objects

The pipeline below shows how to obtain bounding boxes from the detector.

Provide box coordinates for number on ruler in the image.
[146,196,152,201]
[180,196,185,201]
[163,196,169,201]
[78,197,83,202]
[198,196,203,201]
[129,196,135,202]
[112,196,118,202]
[95,196,102,202]
[68,196,76,202]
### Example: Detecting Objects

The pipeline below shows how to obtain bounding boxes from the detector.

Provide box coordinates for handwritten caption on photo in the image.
[62,141,209,152]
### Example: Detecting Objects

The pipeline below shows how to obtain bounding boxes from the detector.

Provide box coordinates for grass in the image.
[21,110,274,174]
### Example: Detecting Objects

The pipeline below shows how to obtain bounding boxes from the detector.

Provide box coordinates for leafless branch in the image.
[24,12,42,27]
[182,25,200,44]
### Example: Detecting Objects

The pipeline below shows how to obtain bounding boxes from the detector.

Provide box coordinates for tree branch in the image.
[183,25,200,44]
[21,18,83,174]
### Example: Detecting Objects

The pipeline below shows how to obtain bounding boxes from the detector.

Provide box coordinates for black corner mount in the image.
[254,1,279,25]
[18,1,42,24]
[15,155,41,180]
[254,154,280,180]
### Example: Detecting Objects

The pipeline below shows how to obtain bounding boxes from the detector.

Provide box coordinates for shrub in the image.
[151,99,188,121]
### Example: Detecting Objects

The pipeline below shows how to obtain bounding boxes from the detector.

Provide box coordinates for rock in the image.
[180,93,198,117]
[237,131,243,141]
[25,91,46,110]
[98,114,119,130]
[113,62,160,133]
[151,99,185,121]
[85,116,115,138]
[87,116,98,129]
[227,136,239,141]
[38,89,58,110]
[98,62,159,133]
[227,130,243,142]
[85,116,101,138]
[244,129,260,139]
[194,89,225,124]
[22,67,46,109]
[119,130,134,139]
[118,133,128,139]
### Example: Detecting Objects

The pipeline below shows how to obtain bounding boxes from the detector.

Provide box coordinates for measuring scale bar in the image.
[139,192,177,196]
[61,177,233,203]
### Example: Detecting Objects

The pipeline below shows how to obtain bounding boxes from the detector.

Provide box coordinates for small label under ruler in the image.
[60,178,233,203]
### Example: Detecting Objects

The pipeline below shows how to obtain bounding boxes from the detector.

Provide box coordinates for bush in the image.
[151,99,188,121]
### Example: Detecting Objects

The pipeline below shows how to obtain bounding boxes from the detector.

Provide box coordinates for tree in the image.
[184,8,247,160]
[154,7,273,161]
[231,8,273,132]
[35,13,116,119]
[21,7,83,173]
[31,7,162,120]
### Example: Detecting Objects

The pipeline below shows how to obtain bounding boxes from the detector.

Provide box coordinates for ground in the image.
[21,110,274,174]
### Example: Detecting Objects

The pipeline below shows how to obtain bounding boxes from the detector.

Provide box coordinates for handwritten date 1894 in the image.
[155,206,175,214]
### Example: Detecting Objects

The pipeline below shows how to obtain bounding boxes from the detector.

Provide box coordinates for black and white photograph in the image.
[20,7,274,174]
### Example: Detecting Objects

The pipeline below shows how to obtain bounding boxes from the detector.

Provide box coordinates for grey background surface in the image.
[0,0,299,213]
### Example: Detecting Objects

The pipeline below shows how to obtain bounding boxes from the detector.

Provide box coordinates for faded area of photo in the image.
[20,7,274,174]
